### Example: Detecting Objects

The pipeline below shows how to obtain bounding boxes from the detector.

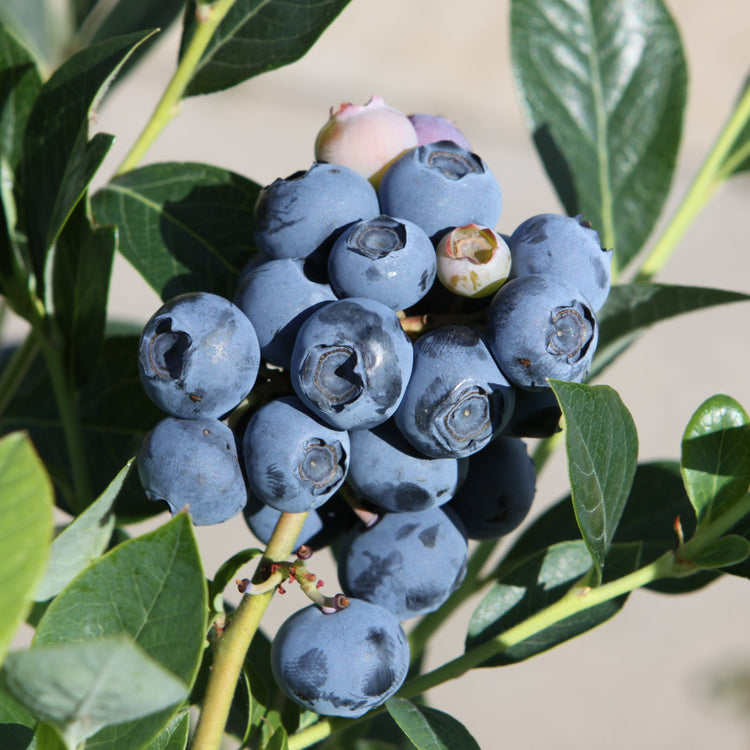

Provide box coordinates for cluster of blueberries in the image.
[136,97,613,719]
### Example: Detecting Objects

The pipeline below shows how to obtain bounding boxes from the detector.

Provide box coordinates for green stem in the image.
[115,0,238,175]
[190,511,309,750]
[635,82,750,283]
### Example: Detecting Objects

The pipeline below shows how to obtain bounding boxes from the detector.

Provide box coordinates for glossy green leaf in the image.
[503,461,719,595]
[20,29,155,286]
[466,541,640,666]
[0,334,164,518]
[591,283,750,379]
[91,162,261,299]
[181,0,352,97]
[511,0,687,272]
[142,710,190,750]
[33,514,207,750]
[2,637,188,748]
[0,24,41,176]
[32,723,68,750]
[386,698,480,750]
[265,726,290,750]
[691,535,750,570]
[681,394,750,528]
[0,1,58,70]
[550,381,638,583]
[52,200,117,387]
[0,432,53,663]
[34,460,132,602]
[73,0,184,46]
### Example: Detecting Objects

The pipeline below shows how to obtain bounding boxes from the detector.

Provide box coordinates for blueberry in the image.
[486,274,599,390]
[137,416,247,525]
[253,162,380,259]
[138,292,260,419]
[435,224,511,298]
[241,396,350,513]
[271,598,409,717]
[337,506,468,620]
[327,214,436,311]
[314,96,418,185]
[234,256,337,368]
[378,140,502,239]
[503,387,563,438]
[290,297,414,430]
[394,325,515,458]
[508,213,613,311]
[347,419,466,513]
[448,436,536,540]
[407,113,472,151]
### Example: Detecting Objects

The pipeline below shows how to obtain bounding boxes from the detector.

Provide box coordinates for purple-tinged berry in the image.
[408,113,472,150]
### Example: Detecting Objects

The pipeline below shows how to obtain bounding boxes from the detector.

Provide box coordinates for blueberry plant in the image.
[1,1,749,749]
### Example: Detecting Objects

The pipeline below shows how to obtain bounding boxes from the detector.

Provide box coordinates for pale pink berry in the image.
[435,225,511,298]
[314,96,418,186]
[408,113,472,151]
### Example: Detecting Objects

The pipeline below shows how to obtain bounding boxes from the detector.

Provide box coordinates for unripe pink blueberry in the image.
[314,95,418,186]
[435,224,511,298]
[408,113,472,151]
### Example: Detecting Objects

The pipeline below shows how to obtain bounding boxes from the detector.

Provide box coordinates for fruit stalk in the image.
[190,510,310,750]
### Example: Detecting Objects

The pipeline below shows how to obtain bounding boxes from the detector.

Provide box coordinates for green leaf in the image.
[0,432,53,663]
[0,684,35,750]
[681,394,750,528]
[142,710,190,750]
[74,0,184,46]
[386,698,480,750]
[0,24,42,176]
[0,335,165,519]
[591,283,750,379]
[91,162,261,299]
[52,200,117,387]
[466,541,640,666]
[691,535,750,570]
[265,726,290,750]
[33,723,68,750]
[0,1,61,71]
[2,637,188,748]
[181,0,352,97]
[34,460,132,602]
[510,0,687,272]
[503,461,718,595]
[550,381,638,584]
[33,514,207,750]
[19,29,155,287]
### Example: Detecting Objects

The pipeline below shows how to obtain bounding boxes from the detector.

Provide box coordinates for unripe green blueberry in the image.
[314,95,418,186]
[435,224,511,298]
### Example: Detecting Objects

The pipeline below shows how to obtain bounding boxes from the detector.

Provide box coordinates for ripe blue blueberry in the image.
[508,213,613,311]
[253,162,380,259]
[337,506,468,620]
[290,297,413,430]
[327,214,436,311]
[485,274,599,390]
[448,436,536,540]
[241,396,350,513]
[234,256,336,368]
[271,598,409,718]
[378,140,502,239]
[347,419,466,512]
[503,387,562,438]
[137,416,247,525]
[394,325,515,459]
[138,291,260,419]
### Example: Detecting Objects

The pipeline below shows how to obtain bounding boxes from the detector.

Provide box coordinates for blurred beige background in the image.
[8,1,750,748]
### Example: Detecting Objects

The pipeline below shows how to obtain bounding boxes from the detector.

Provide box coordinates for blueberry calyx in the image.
[298,438,347,495]
[148,318,192,379]
[545,305,595,362]
[301,345,364,410]
[347,216,406,260]
[425,141,483,180]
